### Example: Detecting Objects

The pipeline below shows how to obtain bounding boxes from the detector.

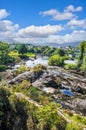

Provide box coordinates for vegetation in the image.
[0,42,15,71]
[0,85,67,130]
[0,41,86,130]
[64,64,77,70]
[48,55,64,67]
[77,41,86,73]
[14,65,29,76]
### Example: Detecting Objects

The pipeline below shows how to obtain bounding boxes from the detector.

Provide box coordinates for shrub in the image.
[32,64,45,73]
[64,64,77,70]
[48,55,64,67]
[66,123,82,130]
[0,65,7,72]
[14,65,29,76]
[0,76,2,81]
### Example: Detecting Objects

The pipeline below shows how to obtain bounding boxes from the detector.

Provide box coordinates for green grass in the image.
[9,51,36,58]
[64,64,77,70]
[26,53,36,58]
[9,50,19,57]
[63,110,86,126]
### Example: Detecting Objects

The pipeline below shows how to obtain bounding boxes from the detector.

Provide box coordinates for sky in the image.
[0,0,86,46]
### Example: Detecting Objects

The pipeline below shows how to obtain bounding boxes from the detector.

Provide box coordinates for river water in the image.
[26,56,48,67]
[13,56,48,69]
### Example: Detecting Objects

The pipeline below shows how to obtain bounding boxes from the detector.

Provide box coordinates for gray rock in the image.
[8,70,43,84]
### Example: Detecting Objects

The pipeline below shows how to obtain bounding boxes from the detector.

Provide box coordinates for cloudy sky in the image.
[0,0,86,46]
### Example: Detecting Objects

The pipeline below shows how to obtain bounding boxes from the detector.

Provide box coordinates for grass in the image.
[63,110,86,127]
[9,50,19,57]
[64,64,77,70]
[26,52,36,58]
[9,51,36,58]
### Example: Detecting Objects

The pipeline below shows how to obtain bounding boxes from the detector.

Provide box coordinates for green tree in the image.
[78,41,86,60]
[0,42,9,64]
[48,55,64,67]
[77,41,86,68]
[16,44,28,54]
[36,103,66,130]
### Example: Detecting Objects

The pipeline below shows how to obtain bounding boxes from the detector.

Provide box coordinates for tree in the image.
[0,42,10,64]
[16,44,28,54]
[77,41,86,68]
[48,55,64,67]
[78,41,86,60]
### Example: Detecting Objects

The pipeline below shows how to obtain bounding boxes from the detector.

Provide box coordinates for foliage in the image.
[13,80,31,96]
[32,64,45,73]
[80,56,86,72]
[0,42,15,67]
[0,76,2,81]
[64,64,77,70]
[77,41,86,73]
[8,50,20,62]
[36,103,67,130]
[26,52,36,58]
[15,44,28,54]
[66,123,82,130]
[48,55,64,67]
[0,64,7,72]
[14,65,29,76]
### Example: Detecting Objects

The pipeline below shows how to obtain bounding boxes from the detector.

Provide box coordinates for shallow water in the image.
[26,57,48,67]
[60,89,74,96]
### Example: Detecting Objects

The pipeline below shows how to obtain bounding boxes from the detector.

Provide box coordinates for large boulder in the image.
[32,72,60,89]
[72,98,86,115]
[8,70,43,84]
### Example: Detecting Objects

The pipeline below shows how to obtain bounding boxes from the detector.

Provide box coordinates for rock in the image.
[72,98,86,115]
[8,70,43,84]
[32,72,60,89]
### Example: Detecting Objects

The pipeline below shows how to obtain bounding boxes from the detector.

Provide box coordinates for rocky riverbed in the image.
[5,65,85,116]
[0,64,86,116]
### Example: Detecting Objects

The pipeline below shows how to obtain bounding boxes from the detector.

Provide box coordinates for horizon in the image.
[0,0,86,46]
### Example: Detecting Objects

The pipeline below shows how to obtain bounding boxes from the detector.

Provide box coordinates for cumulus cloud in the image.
[40,9,74,20]
[67,18,86,29]
[18,24,63,38]
[40,5,83,21]
[0,20,19,42]
[46,30,86,44]
[0,9,9,19]
[14,29,86,45]
[65,5,82,12]
[0,20,86,44]
[0,7,85,45]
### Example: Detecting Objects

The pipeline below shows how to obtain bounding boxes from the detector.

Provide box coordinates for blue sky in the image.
[0,0,86,45]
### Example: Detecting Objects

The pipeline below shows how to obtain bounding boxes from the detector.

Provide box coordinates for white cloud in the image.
[40,9,74,20]
[0,20,19,42]
[65,5,82,12]
[18,24,63,38]
[14,29,86,45]
[0,7,85,45]
[67,18,86,29]
[0,9,9,19]
[40,5,83,21]
[0,20,86,44]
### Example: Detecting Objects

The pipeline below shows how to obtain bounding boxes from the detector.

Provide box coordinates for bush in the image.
[14,65,29,76]
[80,56,86,72]
[64,64,77,70]
[66,123,82,130]
[32,64,45,73]
[0,65,7,72]
[0,76,2,81]
[48,55,64,67]
[19,54,28,59]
